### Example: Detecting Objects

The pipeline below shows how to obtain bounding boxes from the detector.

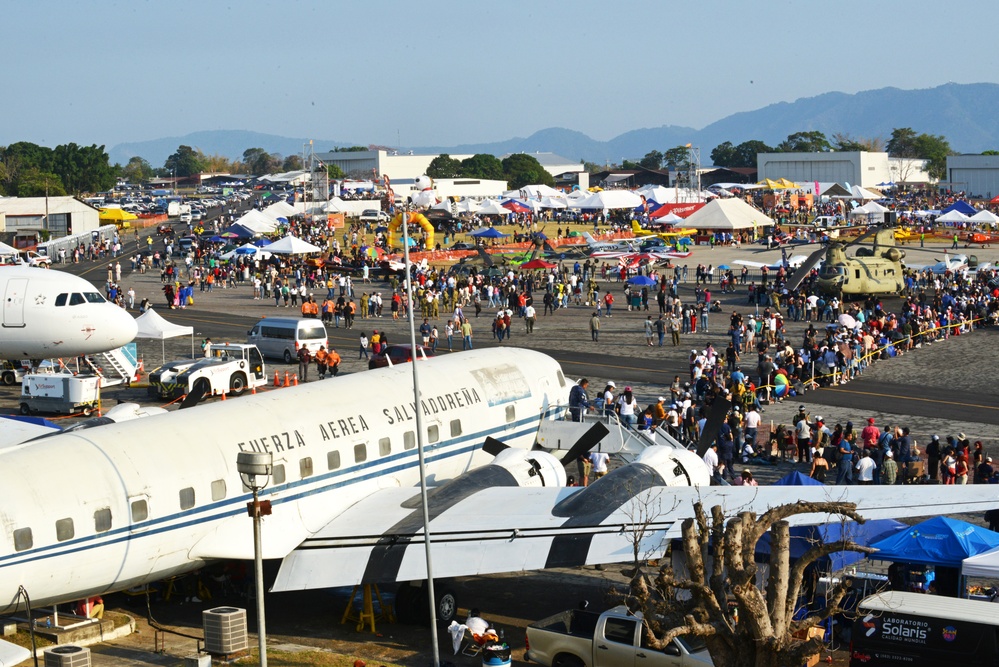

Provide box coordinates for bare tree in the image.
[617,500,874,667]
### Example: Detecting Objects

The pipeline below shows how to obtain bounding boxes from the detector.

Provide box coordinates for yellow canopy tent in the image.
[99,208,139,228]
[756,178,801,190]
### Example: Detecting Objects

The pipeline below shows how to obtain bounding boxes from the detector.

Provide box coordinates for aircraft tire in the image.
[2,371,15,385]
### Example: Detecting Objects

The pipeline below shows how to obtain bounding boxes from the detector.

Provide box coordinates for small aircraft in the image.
[735,246,813,271]
[0,266,138,359]
[2,347,996,647]
[905,252,969,275]
[631,220,696,239]
[581,232,638,252]
[965,231,999,247]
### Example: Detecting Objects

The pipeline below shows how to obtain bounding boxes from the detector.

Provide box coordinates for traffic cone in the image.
[274,370,280,386]
[283,372,290,388]
[251,385,257,395]
[292,374,299,386]
[220,391,226,401]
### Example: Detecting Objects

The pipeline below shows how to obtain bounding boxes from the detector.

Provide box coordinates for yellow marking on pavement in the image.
[825,387,997,411]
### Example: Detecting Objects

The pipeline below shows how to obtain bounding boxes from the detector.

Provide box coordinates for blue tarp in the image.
[941,201,976,215]
[868,516,999,567]
[470,228,507,238]
[757,519,908,572]
[773,471,823,486]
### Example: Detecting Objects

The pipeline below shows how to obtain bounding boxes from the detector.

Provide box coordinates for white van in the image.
[247,317,328,363]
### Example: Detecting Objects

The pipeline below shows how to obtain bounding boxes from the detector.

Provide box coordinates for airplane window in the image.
[69,293,86,306]
[179,487,195,510]
[354,444,367,463]
[403,431,416,450]
[13,528,32,552]
[131,499,148,522]
[55,293,68,306]
[379,437,391,456]
[211,480,226,501]
[327,451,341,470]
[55,518,74,542]
[83,292,106,303]
[450,419,462,437]
[506,405,516,423]
[272,464,286,484]
[94,508,112,533]
[428,425,439,443]
[300,457,314,478]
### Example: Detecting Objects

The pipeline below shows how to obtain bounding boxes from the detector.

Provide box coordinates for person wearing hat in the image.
[598,381,616,417]
[652,397,668,426]
[881,449,899,486]
[976,455,995,485]
[861,417,881,450]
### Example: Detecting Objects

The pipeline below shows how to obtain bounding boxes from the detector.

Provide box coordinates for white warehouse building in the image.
[757,152,930,188]
[945,155,999,199]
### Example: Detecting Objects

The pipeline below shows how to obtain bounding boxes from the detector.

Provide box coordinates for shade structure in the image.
[99,208,139,222]
[519,258,557,270]
[234,209,280,233]
[0,241,17,254]
[942,201,976,215]
[773,471,823,486]
[969,209,999,225]
[263,200,299,220]
[503,184,564,199]
[454,199,482,214]
[682,198,774,230]
[476,200,511,216]
[538,196,567,209]
[962,545,999,577]
[134,307,195,362]
[757,519,907,572]
[501,198,534,214]
[626,275,657,286]
[852,201,889,215]
[936,210,970,224]
[470,227,507,238]
[570,190,643,210]
[868,516,999,568]
[266,235,323,254]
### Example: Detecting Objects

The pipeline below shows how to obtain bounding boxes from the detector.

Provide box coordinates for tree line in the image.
[630,128,953,181]
[425,153,555,190]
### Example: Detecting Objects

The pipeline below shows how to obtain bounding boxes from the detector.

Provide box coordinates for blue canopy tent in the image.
[252,238,273,247]
[222,224,258,239]
[757,519,908,571]
[627,275,657,286]
[773,471,823,486]
[470,228,508,238]
[941,201,976,216]
[868,516,999,567]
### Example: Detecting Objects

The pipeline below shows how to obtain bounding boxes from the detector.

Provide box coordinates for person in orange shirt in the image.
[345,299,357,329]
[326,347,342,376]
[315,345,329,379]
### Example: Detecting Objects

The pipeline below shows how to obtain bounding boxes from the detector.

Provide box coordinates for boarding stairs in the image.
[537,411,690,464]
[82,344,139,387]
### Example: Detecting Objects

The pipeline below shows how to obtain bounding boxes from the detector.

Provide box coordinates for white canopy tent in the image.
[539,196,567,209]
[234,209,280,233]
[454,199,482,214]
[476,200,510,216]
[682,198,774,230]
[851,201,889,216]
[936,210,970,224]
[220,244,273,261]
[569,190,643,210]
[266,235,323,255]
[0,241,18,254]
[962,545,999,578]
[969,210,999,227]
[134,307,196,363]
[263,200,299,220]
[503,184,564,200]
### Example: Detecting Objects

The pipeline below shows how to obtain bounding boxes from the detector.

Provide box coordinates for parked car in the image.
[360,209,390,223]
[368,344,434,370]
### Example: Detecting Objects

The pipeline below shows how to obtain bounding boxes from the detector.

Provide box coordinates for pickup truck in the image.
[525,605,712,667]
[148,343,267,399]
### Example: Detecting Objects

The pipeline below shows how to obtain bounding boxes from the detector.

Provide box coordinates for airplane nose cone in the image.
[109,306,139,346]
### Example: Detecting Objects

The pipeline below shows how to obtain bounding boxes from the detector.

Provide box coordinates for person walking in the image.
[461,318,473,350]
[297,344,312,382]
[589,312,601,342]
[358,333,369,360]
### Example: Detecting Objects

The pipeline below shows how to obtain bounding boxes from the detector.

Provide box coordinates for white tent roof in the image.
[503,184,564,199]
[657,212,687,224]
[476,200,510,216]
[962,545,999,577]
[220,244,273,261]
[266,235,323,254]
[682,198,774,230]
[134,308,194,340]
[454,199,482,214]
[263,200,299,220]
[0,241,17,254]
[235,209,280,233]
[539,196,567,209]
[969,209,999,224]
[852,201,889,215]
[936,210,970,223]
[569,190,643,210]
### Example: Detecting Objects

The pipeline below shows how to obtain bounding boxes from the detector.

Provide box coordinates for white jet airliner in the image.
[0,348,995,644]
[0,266,138,359]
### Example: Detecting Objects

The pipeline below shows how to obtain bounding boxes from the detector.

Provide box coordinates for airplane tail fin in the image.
[632,220,643,234]
[582,232,597,247]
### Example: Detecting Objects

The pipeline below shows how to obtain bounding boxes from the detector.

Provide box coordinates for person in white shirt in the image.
[703,443,720,481]
[589,451,610,478]
[616,387,639,429]
[855,450,876,484]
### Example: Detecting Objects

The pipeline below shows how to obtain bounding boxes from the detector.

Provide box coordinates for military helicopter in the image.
[786,226,905,298]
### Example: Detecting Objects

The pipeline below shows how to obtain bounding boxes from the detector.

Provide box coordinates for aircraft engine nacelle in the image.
[632,445,711,487]
[490,448,567,488]
[882,247,904,262]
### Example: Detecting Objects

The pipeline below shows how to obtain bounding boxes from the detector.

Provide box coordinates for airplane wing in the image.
[733,259,769,269]
[0,638,30,667]
[272,447,999,592]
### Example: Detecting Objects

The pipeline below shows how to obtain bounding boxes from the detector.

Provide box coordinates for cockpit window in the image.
[83,292,106,303]
[55,293,68,306]
[69,293,86,306]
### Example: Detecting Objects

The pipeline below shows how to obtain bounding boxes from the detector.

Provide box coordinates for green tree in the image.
[776,131,831,153]
[51,143,116,193]
[885,128,920,157]
[241,147,279,176]
[502,153,554,189]
[282,155,303,171]
[426,154,463,179]
[582,160,603,174]
[325,163,345,179]
[664,145,692,170]
[886,128,951,180]
[982,150,999,156]
[460,153,505,180]
[731,140,773,168]
[621,159,642,170]
[831,132,885,152]
[17,169,66,197]
[333,146,369,152]
[638,150,664,170]
[165,145,203,177]
[710,141,737,167]
[121,156,154,185]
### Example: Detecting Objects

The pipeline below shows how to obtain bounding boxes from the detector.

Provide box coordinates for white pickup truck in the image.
[148,343,267,399]
[525,605,712,667]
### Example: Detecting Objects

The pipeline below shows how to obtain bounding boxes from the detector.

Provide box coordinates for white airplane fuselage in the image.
[0,348,566,613]
[0,266,138,358]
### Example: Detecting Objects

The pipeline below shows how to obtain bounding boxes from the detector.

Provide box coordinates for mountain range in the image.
[109,83,999,168]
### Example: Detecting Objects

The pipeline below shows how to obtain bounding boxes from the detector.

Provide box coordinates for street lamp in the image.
[237,451,273,667]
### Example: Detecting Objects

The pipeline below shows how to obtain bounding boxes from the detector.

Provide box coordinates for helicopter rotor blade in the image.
[785,246,828,291]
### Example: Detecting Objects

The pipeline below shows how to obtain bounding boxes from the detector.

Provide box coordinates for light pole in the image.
[237,451,273,667]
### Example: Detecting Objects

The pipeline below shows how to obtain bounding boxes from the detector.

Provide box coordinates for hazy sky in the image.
[4,0,997,150]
